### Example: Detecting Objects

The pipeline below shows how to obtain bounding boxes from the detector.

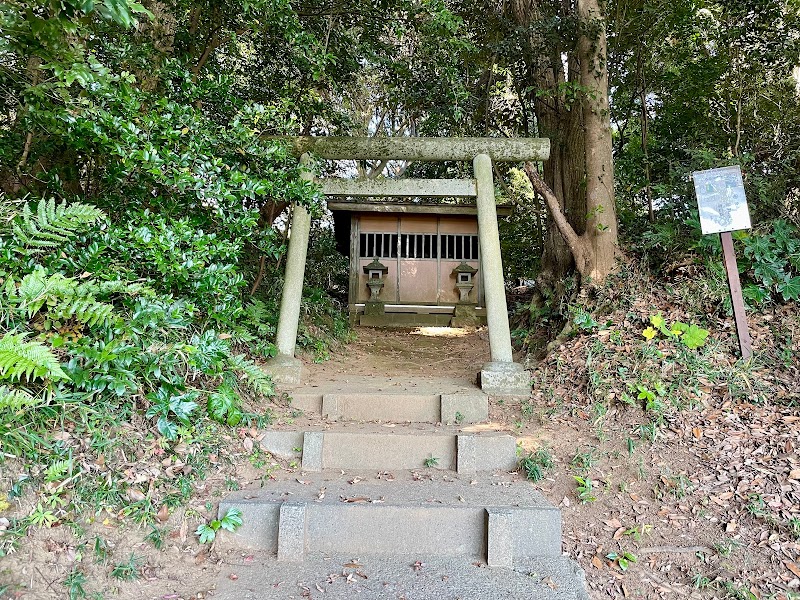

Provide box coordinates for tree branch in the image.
[192,28,248,76]
[192,32,220,76]
[367,159,389,179]
[493,163,513,198]
[16,132,33,174]
[524,161,588,273]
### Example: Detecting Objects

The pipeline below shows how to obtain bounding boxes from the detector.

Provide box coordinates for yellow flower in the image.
[642,327,657,340]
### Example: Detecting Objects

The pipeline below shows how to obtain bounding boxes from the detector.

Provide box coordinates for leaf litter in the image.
[496,282,800,599]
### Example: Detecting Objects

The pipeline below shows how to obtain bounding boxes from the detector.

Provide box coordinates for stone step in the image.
[213,552,589,600]
[359,313,459,327]
[259,429,517,473]
[289,391,488,424]
[218,473,562,567]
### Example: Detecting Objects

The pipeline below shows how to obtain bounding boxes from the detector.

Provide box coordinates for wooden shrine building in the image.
[329,201,511,327]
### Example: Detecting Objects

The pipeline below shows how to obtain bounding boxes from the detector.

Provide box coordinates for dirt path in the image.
[301,325,492,386]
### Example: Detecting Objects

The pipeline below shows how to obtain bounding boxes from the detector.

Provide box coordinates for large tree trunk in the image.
[577,0,619,281]
[509,0,618,286]
[534,54,586,287]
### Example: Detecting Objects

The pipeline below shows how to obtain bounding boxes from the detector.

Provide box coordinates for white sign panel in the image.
[692,166,751,235]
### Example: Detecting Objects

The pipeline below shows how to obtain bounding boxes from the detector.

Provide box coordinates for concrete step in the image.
[218,472,562,566]
[289,391,488,424]
[259,428,517,473]
[213,552,589,600]
[359,313,458,327]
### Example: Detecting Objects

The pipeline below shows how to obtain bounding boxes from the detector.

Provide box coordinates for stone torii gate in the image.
[263,136,550,396]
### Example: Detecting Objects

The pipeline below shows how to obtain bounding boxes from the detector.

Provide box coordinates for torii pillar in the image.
[472,153,530,394]
[262,153,313,385]
[263,137,550,395]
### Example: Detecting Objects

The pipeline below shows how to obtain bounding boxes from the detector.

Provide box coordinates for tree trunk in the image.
[577,0,619,282]
[510,2,588,286]
[534,58,586,286]
[509,0,619,287]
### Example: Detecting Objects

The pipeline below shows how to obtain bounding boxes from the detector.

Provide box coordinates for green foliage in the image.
[110,553,142,581]
[606,550,637,572]
[0,200,286,445]
[226,353,275,398]
[144,526,166,550]
[102,214,251,327]
[12,268,116,327]
[207,384,243,427]
[93,537,110,563]
[570,446,598,473]
[519,447,554,482]
[0,333,68,383]
[636,382,667,419]
[423,455,439,468]
[739,221,800,303]
[573,475,597,503]
[788,517,800,541]
[0,195,304,545]
[571,306,599,331]
[498,170,545,282]
[623,524,652,542]
[63,568,88,600]
[613,0,800,227]
[29,502,58,527]
[144,387,199,441]
[643,314,709,350]
[195,507,243,544]
[11,199,105,253]
[0,385,40,411]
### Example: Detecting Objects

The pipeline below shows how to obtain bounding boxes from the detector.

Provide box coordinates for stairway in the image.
[214,384,589,599]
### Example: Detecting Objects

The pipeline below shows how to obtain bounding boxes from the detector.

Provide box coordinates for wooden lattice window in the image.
[359,233,398,258]
[400,234,437,259]
[441,234,479,260]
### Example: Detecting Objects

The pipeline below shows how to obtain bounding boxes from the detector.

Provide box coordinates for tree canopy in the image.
[1,0,799,420]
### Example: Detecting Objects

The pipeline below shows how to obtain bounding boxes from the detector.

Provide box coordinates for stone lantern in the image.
[450,262,480,327]
[452,262,478,303]
[364,258,389,317]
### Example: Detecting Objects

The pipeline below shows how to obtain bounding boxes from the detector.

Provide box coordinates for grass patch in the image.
[519,447,554,482]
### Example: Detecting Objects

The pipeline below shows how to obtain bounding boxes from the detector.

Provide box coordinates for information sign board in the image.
[691,165,752,360]
[692,166,751,235]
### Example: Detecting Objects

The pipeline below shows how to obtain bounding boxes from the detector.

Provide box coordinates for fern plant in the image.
[0,385,41,411]
[226,353,274,397]
[11,199,105,252]
[13,269,115,328]
[0,333,68,383]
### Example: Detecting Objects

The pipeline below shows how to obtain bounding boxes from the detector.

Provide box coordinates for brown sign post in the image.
[719,232,753,360]
[692,166,753,361]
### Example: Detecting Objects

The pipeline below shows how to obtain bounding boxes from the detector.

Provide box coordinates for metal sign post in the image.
[692,166,753,361]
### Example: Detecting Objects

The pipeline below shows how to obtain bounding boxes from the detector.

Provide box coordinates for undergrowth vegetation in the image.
[512,245,799,598]
[0,195,350,560]
[514,213,799,515]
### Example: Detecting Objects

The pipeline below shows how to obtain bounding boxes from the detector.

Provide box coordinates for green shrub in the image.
[519,447,554,482]
[0,199,275,445]
[738,220,800,303]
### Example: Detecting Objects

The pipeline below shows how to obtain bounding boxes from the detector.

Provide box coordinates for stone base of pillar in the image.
[451,303,480,328]
[364,302,385,316]
[479,361,530,396]
[261,354,303,386]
